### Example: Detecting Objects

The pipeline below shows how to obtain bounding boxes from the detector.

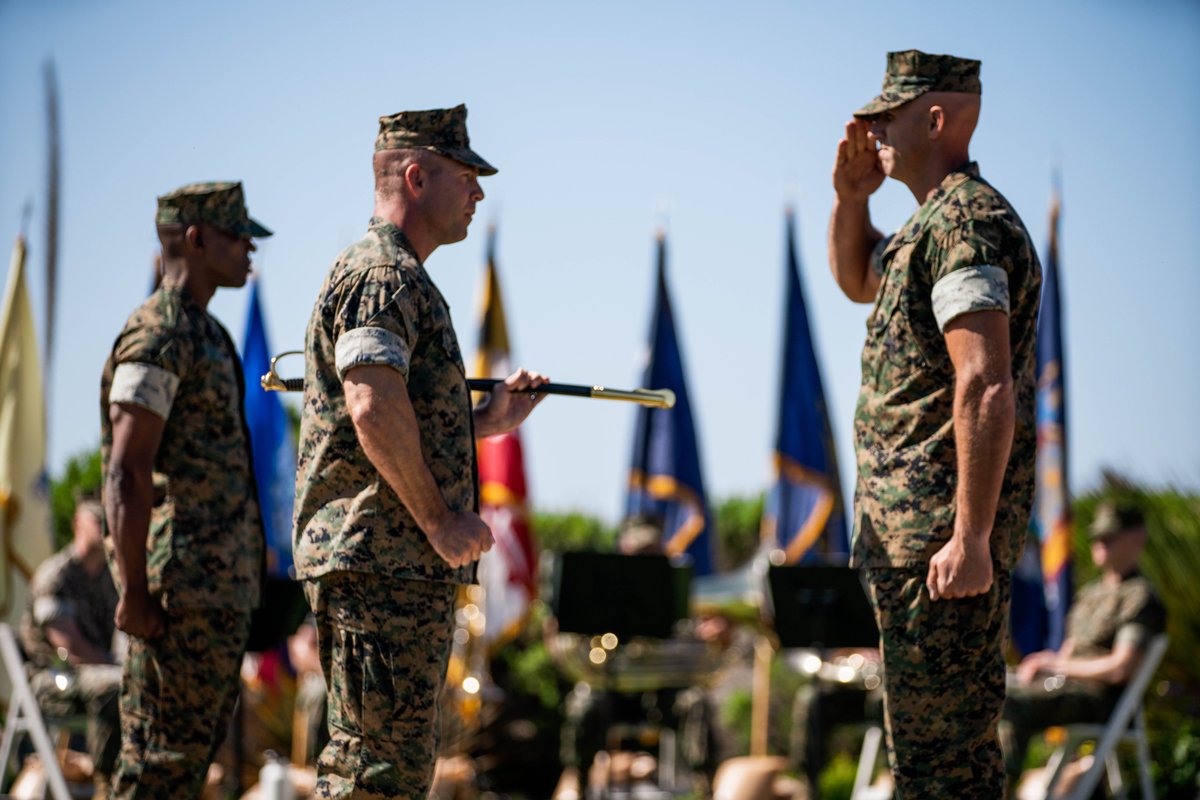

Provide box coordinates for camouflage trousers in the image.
[305,572,457,800]
[1001,678,1117,782]
[112,606,251,800]
[30,662,122,779]
[865,567,1010,800]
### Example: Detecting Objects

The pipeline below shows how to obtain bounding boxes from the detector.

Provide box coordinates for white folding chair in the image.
[0,622,75,800]
[851,724,891,800]
[1041,633,1168,800]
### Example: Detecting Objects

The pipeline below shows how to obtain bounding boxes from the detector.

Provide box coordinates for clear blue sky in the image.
[3,0,1198,523]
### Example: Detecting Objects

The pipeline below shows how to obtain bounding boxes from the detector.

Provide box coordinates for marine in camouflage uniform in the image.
[1002,503,1166,783]
[829,51,1041,798]
[101,182,270,799]
[19,500,121,792]
[294,105,545,799]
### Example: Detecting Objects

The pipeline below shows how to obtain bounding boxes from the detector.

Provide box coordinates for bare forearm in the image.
[346,374,450,534]
[106,464,154,595]
[45,623,112,666]
[1049,651,1135,685]
[953,374,1014,540]
[828,195,884,303]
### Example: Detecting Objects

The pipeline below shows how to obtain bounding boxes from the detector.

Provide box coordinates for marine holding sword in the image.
[291,104,549,799]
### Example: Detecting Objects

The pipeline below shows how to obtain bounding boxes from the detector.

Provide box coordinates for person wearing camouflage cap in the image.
[1003,502,1165,789]
[827,51,1042,798]
[101,181,271,798]
[294,105,546,799]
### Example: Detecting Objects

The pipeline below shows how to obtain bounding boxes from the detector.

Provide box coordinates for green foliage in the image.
[49,446,102,549]
[1070,481,1200,797]
[717,650,806,760]
[531,510,617,553]
[714,494,764,570]
[817,751,859,800]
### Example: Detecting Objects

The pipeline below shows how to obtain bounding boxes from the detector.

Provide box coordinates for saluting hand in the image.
[833,119,886,201]
[115,589,166,640]
[427,510,494,568]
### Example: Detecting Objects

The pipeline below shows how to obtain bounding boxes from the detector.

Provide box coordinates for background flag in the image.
[761,210,848,563]
[0,235,54,634]
[1033,187,1073,650]
[473,227,537,646]
[626,233,713,575]
[241,277,296,580]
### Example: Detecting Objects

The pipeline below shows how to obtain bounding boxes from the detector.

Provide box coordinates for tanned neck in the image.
[906,147,972,204]
[373,199,435,263]
[160,258,215,310]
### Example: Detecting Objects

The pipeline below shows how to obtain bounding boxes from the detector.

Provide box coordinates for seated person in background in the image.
[18,499,121,796]
[1002,502,1167,786]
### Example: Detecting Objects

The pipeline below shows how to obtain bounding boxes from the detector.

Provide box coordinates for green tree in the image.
[49,446,102,549]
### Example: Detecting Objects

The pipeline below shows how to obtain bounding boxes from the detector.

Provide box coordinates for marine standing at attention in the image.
[293,104,547,799]
[102,182,271,798]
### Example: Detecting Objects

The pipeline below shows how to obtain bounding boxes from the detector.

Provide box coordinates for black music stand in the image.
[767,565,878,650]
[550,551,688,640]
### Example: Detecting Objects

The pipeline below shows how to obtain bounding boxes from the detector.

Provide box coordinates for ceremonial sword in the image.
[260,351,676,410]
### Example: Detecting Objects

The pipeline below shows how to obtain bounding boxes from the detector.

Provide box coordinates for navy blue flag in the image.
[241,278,297,579]
[1033,189,1073,650]
[625,234,713,576]
[760,210,848,563]
[1012,187,1074,655]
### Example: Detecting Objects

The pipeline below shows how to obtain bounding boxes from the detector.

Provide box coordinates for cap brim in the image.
[247,217,273,238]
[853,88,924,119]
[444,147,498,177]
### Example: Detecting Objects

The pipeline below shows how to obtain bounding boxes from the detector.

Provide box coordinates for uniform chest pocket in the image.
[427,300,466,375]
[866,240,916,336]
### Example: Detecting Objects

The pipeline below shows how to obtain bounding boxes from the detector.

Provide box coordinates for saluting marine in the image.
[828,51,1042,799]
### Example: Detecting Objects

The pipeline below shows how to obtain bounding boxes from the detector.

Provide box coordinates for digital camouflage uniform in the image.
[100,182,269,799]
[294,105,495,799]
[1002,564,1166,779]
[850,52,1042,799]
[20,543,122,782]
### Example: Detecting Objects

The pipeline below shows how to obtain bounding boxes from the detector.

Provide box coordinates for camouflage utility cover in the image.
[375,104,498,176]
[155,181,273,238]
[100,278,264,609]
[20,546,118,670]
[855,49,981,118]
[852,163,1041,569]
[294,218,477,585]
[1067,571,1166,659]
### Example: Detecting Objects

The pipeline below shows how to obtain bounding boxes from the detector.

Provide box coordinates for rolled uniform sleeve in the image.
[108,325,192,419]
[1114,581,1168,652]
[929,221,1011,332]
[332,266,420,382]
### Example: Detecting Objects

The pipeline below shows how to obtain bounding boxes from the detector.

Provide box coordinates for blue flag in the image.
[241,278,297,579]
[1012,188,1073,655]
[761,211,848,563]
[1033,190,1073,650]
[625,234,713,576]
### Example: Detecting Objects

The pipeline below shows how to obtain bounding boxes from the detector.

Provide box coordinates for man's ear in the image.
[404,161,424,196]
[928,105,945,140]
[184,224,204,252]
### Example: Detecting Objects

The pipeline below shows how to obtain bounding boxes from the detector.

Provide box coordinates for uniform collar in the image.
[368,216,421,265]
[158,274,203,312]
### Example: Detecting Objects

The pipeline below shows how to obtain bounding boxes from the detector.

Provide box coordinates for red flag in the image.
[473,227,537,646]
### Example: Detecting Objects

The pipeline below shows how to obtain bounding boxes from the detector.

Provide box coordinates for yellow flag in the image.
[0,235,54,629]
